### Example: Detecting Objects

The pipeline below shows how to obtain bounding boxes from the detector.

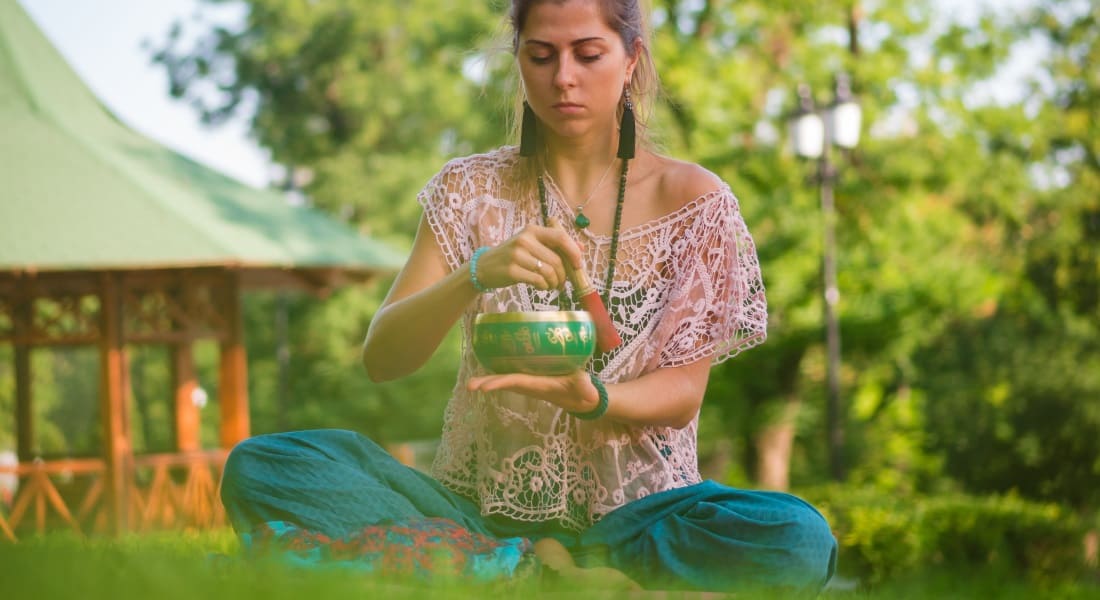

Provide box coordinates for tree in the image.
[146,0,1099,513]
[916,0,1100,509]
[150,0,506,443]
[153,0,508,244]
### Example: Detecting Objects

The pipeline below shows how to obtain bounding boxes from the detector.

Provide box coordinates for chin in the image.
[545,123,594,142]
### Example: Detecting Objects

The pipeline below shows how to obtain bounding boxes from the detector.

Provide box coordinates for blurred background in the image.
[3,0,1098,583]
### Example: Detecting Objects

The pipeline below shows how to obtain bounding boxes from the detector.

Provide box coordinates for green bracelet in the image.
[470,246,492,293]
[571,373,609,421]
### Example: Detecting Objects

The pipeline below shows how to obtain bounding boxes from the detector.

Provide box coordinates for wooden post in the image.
[218,270,249,449]
[99,272,131,533]
[173,343,200,452]
[13,292,32,460]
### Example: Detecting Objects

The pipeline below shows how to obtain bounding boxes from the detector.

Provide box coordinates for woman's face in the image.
[517,0,638,147]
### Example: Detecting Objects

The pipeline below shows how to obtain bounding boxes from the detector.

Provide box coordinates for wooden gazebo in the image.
[0,0,403,541]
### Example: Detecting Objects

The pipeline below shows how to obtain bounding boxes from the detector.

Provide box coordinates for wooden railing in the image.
[130,450,227,532]
[0,457,104,541]
[0,450,227,543]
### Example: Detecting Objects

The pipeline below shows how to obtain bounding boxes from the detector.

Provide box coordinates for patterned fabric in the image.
[418,146,768,531]
[220,430,837,593]
[241,518,535,583]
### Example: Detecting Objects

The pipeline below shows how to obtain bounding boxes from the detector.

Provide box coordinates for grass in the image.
[0,530,1096,599]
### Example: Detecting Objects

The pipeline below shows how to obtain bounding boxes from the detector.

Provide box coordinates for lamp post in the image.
[788,74,861,482]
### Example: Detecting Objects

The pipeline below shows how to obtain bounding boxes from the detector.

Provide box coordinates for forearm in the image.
[601,359,711,429]
[362,265,478,382]
[466,357,712,429]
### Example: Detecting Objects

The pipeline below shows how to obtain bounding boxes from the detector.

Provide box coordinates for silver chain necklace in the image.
[544,159,616,229]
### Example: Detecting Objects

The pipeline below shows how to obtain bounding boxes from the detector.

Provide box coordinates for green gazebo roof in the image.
[0,0,404,281]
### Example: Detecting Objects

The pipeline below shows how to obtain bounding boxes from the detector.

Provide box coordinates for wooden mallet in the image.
[549,218,622,353]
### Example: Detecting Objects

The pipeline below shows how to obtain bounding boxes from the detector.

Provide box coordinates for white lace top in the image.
[421,147,767,532]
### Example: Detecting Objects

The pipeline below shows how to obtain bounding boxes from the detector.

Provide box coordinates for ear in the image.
[625,37,643,82]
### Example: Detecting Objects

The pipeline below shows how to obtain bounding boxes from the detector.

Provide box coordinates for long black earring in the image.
[617,87,635,159]
[520,101,537,157]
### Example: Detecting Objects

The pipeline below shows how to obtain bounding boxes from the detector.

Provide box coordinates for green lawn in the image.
[0,531,1096,599]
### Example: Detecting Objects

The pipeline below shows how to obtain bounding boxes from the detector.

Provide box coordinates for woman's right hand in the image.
[472,224,583,292]
[364,220,582,383]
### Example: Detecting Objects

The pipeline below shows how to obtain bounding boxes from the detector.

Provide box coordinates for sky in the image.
[18,0,273,188]
[17,0,1040,192]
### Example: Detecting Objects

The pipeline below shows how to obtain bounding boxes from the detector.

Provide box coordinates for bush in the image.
[799,485,1087,584]
[803,486,920,584]
[921,495,1083,581]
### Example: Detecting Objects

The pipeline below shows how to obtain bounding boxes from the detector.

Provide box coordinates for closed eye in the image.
[528,53,602,66]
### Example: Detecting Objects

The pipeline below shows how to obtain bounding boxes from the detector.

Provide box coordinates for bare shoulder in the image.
[647,153,725,212]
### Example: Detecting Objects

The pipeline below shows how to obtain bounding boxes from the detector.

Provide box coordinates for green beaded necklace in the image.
[538,159,629,308]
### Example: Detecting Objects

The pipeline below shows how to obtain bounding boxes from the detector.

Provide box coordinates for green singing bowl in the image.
[472,311,596,376]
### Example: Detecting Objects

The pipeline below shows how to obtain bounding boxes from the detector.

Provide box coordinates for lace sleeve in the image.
[657,188,767,368]
[416,158,476,272]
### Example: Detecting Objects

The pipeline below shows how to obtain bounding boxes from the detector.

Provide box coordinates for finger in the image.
[515,225,576,287]
[469,373,545,393]
[507,263,553,291]
[515,248,547,282]
[466,376,488,391]
[528,247,565,289]
[489,245,547,290]
[514,231,566,289]
[531,226,583,272]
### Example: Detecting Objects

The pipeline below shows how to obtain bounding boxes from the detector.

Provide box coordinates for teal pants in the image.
[220,429,836,593]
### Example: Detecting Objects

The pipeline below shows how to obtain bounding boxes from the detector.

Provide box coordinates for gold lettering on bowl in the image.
[546,326,575,353]
[515,327,536,354]
[500,331,516,354]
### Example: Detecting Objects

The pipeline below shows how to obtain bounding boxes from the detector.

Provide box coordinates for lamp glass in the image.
[790,112,825,159]
[831,100,862,149]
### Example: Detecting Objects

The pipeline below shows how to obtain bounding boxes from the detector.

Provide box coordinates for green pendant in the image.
[574,212,591,229]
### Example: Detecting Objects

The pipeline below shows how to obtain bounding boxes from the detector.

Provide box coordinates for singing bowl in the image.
[472,311,596,376]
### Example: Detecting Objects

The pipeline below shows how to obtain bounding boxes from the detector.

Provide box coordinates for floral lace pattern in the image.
[419,147,767,532]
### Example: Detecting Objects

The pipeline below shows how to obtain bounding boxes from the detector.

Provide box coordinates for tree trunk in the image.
[754,396,801,491]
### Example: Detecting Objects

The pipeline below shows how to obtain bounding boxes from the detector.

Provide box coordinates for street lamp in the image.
[788,74,862,482]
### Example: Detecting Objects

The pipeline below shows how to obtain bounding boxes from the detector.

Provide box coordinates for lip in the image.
[553,102,585,114]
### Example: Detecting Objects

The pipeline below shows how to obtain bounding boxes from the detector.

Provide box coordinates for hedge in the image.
[798,485,1087,584]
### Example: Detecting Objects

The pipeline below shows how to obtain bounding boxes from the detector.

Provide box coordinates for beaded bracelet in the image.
[469,246,492,293]
[571,373,609,421]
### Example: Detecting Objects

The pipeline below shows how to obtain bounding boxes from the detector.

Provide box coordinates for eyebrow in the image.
[523,37,607,48]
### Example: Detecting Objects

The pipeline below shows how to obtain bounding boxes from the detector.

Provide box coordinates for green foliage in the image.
[906,0,1100,509]
[30,348,100,457]
[921,495,1085,582]
[918,309,1100,509]
[152,0,509,245]
[806,485,922,584]
[241,285,459,444]
[119,0,1096,519]
[803,484,1089,585]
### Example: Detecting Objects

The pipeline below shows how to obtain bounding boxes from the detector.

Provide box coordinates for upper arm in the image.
[378,212,451,309]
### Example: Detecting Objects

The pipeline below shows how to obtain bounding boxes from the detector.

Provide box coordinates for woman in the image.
[221,0,836,593]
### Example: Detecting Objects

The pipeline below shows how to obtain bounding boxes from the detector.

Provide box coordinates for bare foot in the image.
[533,538,642,591]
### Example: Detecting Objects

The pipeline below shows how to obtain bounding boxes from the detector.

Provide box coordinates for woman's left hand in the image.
[466,370,601,414]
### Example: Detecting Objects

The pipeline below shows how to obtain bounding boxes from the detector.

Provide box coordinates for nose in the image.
[553,54,578,89]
